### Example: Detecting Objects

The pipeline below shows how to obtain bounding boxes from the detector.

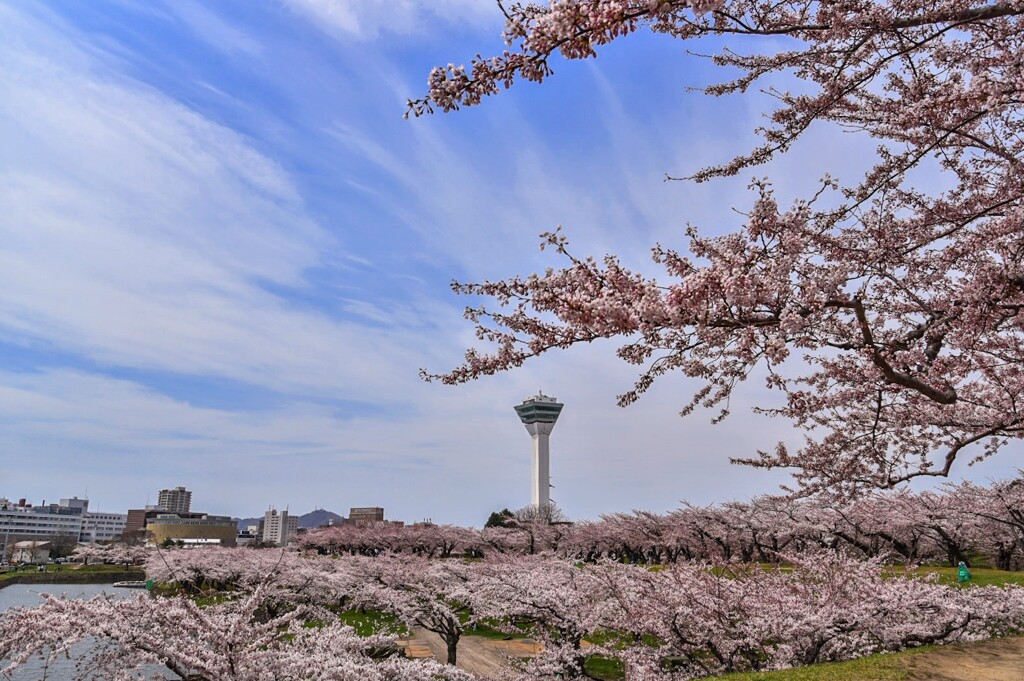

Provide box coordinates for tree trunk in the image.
[445,637,458,666]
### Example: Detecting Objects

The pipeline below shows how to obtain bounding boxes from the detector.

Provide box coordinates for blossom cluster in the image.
[412,0,1024,494]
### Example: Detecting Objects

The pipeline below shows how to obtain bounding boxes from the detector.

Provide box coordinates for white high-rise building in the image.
[513,393,564,509]
[262,508,298,547]
[157,486,192,513]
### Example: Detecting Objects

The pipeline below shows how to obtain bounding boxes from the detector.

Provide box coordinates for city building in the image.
[11,541,51,563]
[236,529,259,546]
[146,513,236,547]
[514,393,564,509]
[81,511,129,542]
[0,497,127,559]
[262,508,298,547]
[0,497,79,557]
[0,499,86,546]
[125,509,150,536]
[348,507,385,526]
[60,497,89,513]
[157,486,192,513]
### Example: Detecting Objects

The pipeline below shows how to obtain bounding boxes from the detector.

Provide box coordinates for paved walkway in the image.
[400,628,541,678]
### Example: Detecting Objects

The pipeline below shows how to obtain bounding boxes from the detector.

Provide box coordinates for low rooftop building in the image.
[146,513,237,547]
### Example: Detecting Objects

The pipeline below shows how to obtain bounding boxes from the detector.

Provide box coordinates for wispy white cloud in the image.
[283,0,500,40]
[159,0,262,56]
[0,4,443,400]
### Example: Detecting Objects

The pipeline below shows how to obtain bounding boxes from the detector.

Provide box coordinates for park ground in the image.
[402,626,1024,680]
[0,562,144,588]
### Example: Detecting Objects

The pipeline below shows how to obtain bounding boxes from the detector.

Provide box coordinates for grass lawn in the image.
[914,566,1024,588]
[0,562,142,583]
[463,623,523,640]
[585,655,626,680]
[462,616,532,640]
[711,648,936,681]
[336,609,406,637]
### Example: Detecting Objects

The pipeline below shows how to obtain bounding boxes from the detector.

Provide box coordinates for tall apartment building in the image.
[262,508,298,547]
[157,486,192,513]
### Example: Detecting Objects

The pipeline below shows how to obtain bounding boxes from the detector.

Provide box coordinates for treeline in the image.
[301,476,1024,569]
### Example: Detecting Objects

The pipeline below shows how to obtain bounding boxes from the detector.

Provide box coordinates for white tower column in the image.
[514,394,564,511]
[525,422,555,508]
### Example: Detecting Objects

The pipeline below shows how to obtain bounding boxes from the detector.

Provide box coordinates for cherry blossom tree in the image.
[0,587,473,681]
[73,543,151,567]
[961,476,1024,569]
[469,555,617,679]
[602,552,1024,678]
[907,489,978,567]
[351,555,477,666]
[145,546,300,593]
[414,0,1024,494]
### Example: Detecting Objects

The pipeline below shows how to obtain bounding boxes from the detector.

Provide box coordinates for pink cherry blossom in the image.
[413,0,1024,493]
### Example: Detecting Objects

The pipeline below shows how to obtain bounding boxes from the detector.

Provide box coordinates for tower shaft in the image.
[525,422,554,508]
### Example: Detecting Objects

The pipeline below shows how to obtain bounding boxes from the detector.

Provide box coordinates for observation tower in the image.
[514,393,564,509]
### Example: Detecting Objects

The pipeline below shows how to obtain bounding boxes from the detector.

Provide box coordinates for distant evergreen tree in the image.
[485,508,514,528]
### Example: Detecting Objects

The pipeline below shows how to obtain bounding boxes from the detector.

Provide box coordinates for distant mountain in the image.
[298,508,343,528]
[235,508,343,532]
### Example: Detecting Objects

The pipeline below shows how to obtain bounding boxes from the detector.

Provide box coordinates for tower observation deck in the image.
[514,393,563,509]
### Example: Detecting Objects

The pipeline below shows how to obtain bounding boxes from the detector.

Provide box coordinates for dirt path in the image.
[902,635,1024,681]
[402,628,540,678]
[403,630,1024,679]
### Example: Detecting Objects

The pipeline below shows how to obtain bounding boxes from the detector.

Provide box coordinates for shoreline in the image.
[0,570,145,590]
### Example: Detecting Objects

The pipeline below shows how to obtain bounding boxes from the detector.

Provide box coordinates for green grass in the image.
[913,566,1024,588]
[463,616,532,640]
[585,655,626,680]
[463,623,522,640]
[336,609,406,637]
[711,647,938,680]
[0,562,143,583]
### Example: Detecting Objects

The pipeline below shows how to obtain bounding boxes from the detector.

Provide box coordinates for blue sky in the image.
[2,1,1018,525]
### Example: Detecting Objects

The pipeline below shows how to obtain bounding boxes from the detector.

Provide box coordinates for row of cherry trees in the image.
[12,548,1023,680]
[300,475,1024,569]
